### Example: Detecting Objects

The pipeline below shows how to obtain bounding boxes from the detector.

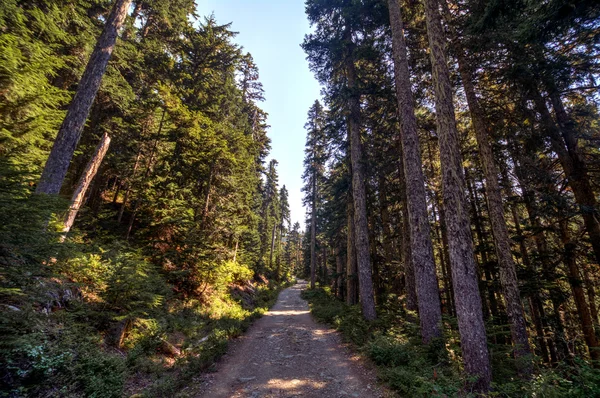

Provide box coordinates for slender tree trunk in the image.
[507,187,551,363]
[201,162,215,228]
[441,3,531,370]
[560,220,600,363]
[347,194,359,306]
[582,265,599,325]
[269,223,277,271]
[118,150,142,223]
[336,245,344,300]
[529,88,600,267]
[345,30,377,321]
[427,139,455,316]
[36,0,133,195]
[465,170,492,321]
[512,144,571,362]
[422,0,491,390]
[548,92,600,266]
[432,197,453,316]
[399,153,417,313]
[379,175,394,266]
[233,238,239,263]
[276,225,283,281]
[311,170,317,289]
[61,133,111,240]
[112,179,122,204]
[388,0,442,342]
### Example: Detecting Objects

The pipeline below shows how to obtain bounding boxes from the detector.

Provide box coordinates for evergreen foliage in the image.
[0,1,296,396]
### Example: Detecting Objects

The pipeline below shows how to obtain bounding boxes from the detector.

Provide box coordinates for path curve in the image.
[198,280,390,397]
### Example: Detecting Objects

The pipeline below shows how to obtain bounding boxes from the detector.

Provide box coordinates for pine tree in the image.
[36,0,133,195]
[388,0,442,343]
[422,0,491,390]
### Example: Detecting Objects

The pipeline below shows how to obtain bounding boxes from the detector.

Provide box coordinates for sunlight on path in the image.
[197,280,388,398]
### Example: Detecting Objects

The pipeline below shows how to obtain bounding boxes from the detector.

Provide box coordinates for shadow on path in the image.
[198,280,387,398]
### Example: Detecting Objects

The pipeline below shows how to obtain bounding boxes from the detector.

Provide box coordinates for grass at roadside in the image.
[301,287,600,397]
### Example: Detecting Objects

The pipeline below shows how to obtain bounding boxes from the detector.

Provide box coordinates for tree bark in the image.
[336,245,344,300]
[61,133,111,240]
[551,94,600,266]
[399,148,417,313]
[529,87,600,266]
[311,169,317,289]
[422,0,491,390]
[560,220,600,363]
[345,29,377,321]
[346,192,359,306]
[441,1,532,371]
[36,0,133,195]
[388,0,442,342]
[269,223,277,271]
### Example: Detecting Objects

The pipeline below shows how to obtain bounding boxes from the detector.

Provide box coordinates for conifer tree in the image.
[422,0,491,390]
[36,0,133,195]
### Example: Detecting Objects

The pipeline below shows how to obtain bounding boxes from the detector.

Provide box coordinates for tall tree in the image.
[36,0,133,195]
[441,1,532,373]
[422,0,491,391]
[388,0,442,343]
[303,101,327,288]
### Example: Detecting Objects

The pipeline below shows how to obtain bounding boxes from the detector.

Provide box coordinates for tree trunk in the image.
[511,144,571,362]
[61,133,111,240]
[388,0,442,342]
[399,151,417,313]
[529,88,600,267]
[465,169,492,321]
[548,92,600,266]
[422,0,491,390]
[560,220,600,363]
[311,169,317,289]
[336,245,344,300]
[118,150,142,223]
[345,30,377,321]
[269,223,277,271]
[36,0,133,195]
[507,183,551,363]
[276,225,283,281]
[347,194,359,306]
[441,2,531,371]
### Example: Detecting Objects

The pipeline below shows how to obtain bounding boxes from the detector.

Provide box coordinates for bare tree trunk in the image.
[379,175,394,266]
[336,245,344,300]
[422,0,491,390]
[311,169,317,289]
[388,0,442,342]
[529,88,600,267]
[118,150,142,223]
[36,0,133,195]
[549,92,600,266]
[560,220,600,363]
[583,264,599,325]
[276,225,283,281]
[442,2,531,371]
[61,133,111,240]
[345,30,376,321]
[465,171,492,321]
[269,223,277,271]
[347,194,358,306]
[398,153,417,313]
[233,238,239,263]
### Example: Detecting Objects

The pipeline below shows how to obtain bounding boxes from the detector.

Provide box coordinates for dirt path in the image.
[197,280,391,398]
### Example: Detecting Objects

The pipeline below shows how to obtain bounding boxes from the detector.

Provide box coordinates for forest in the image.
[0,0,599,397]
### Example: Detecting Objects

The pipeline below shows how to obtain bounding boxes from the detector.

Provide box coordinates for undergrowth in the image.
[302,287,600,397]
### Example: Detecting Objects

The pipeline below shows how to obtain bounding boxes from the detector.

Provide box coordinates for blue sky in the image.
[195,0,321,227]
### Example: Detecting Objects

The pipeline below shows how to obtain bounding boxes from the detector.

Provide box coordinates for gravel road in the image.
[198,280,391,398]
